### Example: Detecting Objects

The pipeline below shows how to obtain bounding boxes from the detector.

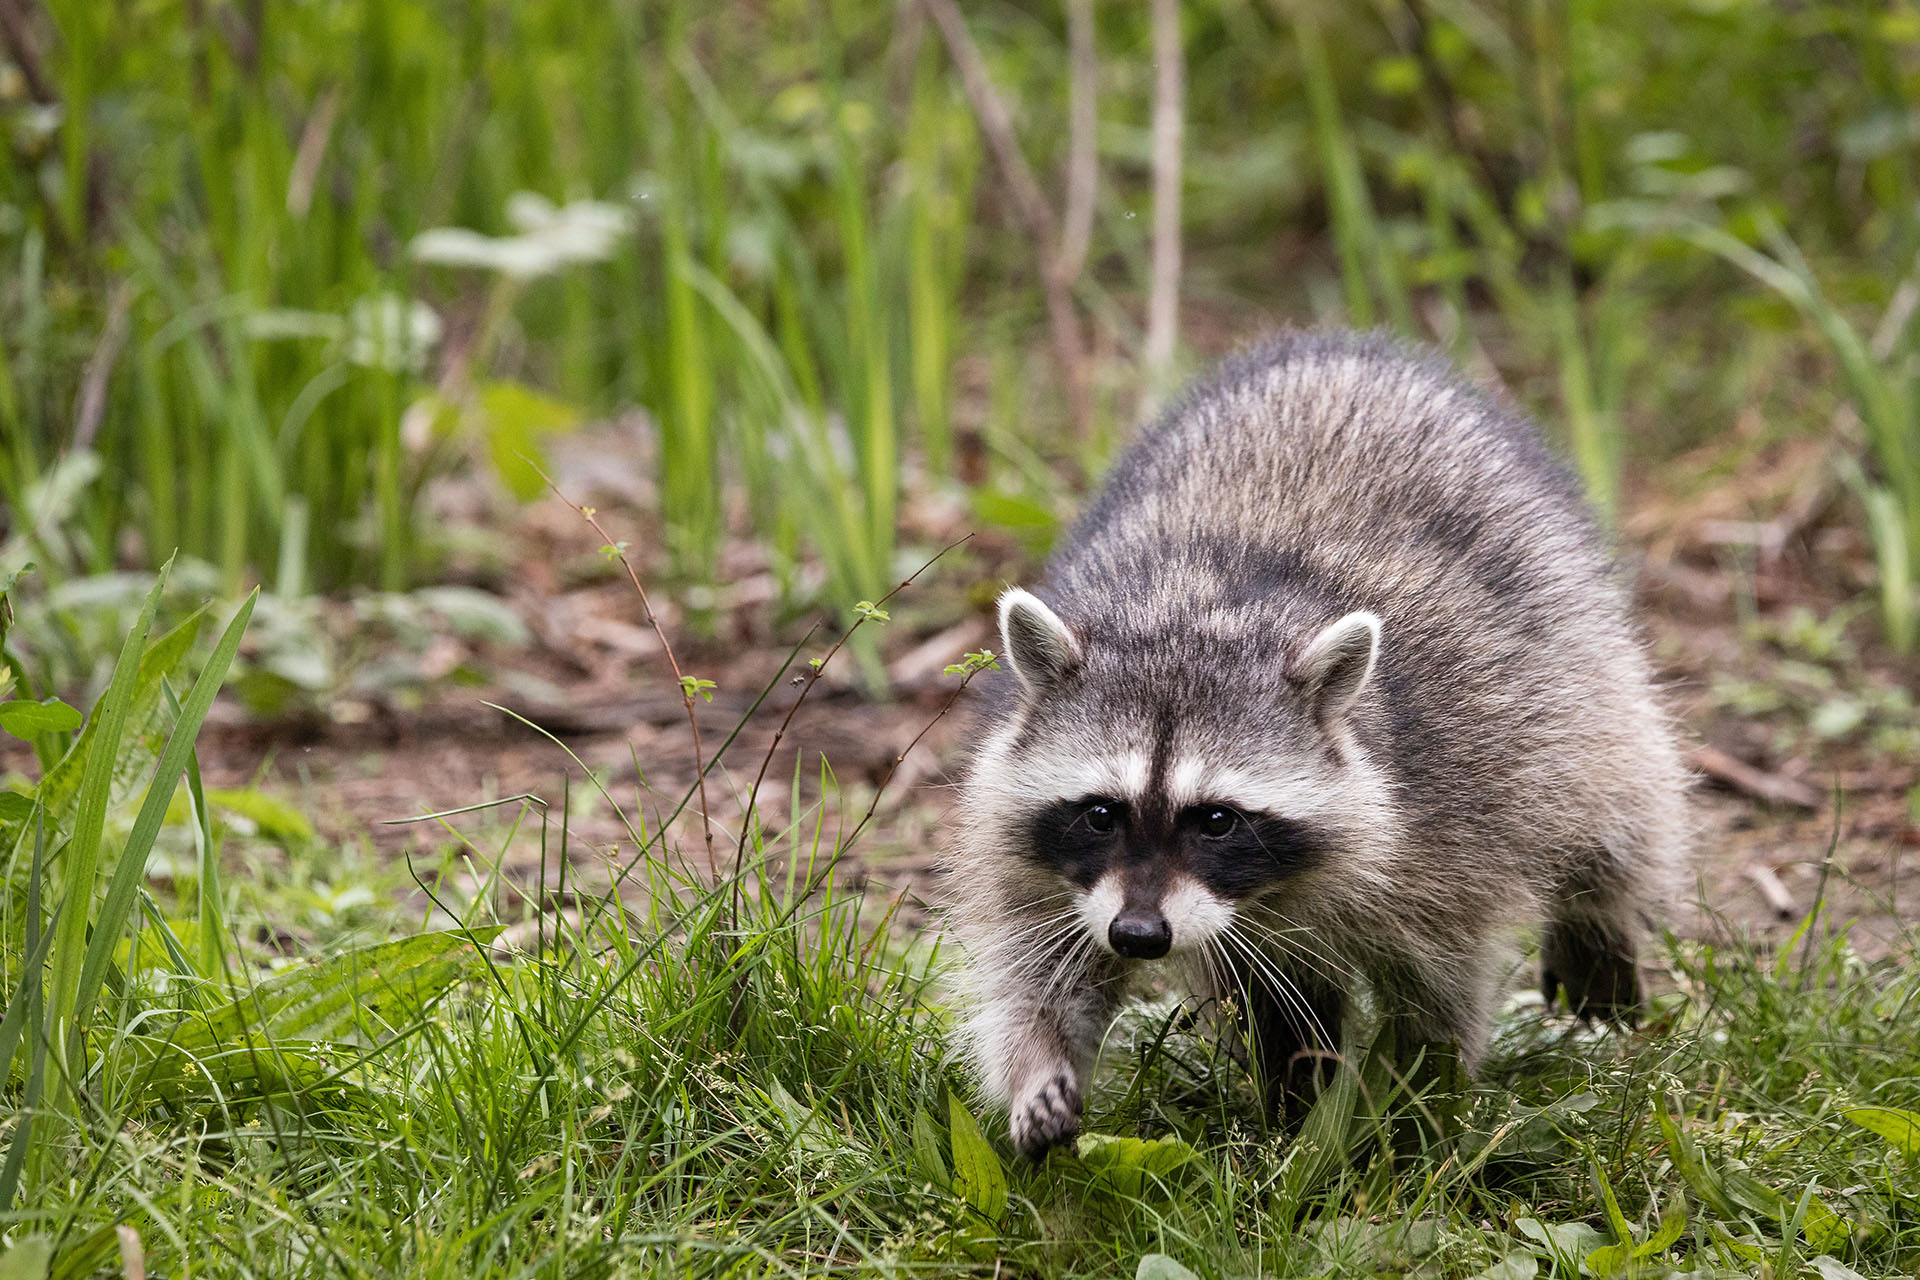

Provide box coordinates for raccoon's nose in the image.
[1109,909,1172,959]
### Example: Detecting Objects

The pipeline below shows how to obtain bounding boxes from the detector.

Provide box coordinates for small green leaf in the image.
[852,600,890,623]
[678,676,717,703]
[911,1107,950,1190]
[946,1095,1006,1223]
[1515,1218,1607,1269]
[0,697,81,739]
[1583,1241,1633,1277]
[1845,1105,1920,1158]
[1077,1133,1200,1199]
[1801,1194,1852,1253]
[0,792,33,823]
[476,379,580,502]
[943,649,1000,678]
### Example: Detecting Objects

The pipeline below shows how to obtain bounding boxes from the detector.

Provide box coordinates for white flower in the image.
[346,291,443,372]
[411,192,634,280]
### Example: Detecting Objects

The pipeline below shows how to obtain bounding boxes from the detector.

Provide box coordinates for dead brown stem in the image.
[0,0,53,104]
[1144,0,1185,395]
[921,0,1093,436]
[1059,0,1098,284]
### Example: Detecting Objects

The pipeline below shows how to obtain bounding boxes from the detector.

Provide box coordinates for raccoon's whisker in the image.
[1233,914,1359,990]
[1222,923,1341,1053]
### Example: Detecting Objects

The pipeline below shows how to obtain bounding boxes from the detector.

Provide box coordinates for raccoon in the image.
[945,330,1688,1159]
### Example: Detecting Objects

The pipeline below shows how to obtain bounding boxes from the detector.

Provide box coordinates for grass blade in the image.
[71,589,257,1026]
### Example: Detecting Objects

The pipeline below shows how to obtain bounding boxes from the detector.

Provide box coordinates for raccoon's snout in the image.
[1108,909,1172,959]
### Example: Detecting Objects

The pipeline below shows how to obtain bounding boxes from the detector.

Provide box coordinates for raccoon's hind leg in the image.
[1541,912,1640,1022]
[1542,853,1644,1023]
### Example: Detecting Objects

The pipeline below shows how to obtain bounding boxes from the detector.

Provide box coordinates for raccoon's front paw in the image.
[1009,1068,1081,1160]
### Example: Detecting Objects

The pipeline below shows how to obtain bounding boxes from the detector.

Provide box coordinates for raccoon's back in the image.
[1057,331,1605,625]
[1043,331,1672,876]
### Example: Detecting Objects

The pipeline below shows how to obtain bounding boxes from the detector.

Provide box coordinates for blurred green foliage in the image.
[1,0,1918,642]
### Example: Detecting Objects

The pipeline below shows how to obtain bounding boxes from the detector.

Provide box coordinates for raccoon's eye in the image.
[1200,807,1237,838]
[1084,802,1118,834]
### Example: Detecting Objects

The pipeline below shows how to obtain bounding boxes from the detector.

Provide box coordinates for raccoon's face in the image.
[968,587,1392,961]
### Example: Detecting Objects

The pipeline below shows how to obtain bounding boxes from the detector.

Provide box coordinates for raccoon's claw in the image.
[1009,1069,1081,1160]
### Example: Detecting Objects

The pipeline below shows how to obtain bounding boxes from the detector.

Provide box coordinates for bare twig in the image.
[1746,864,1796,921]
[287,85,344,219]
[540,472,718,876]
[0,0,54,105]
[784,653,993,914]
[922,0,1093,435]
[1692,745,1824,811]
[1144,0,1184,396]
[1059,0,1098,284]
[733,533,973,879]
[72,281,134,451]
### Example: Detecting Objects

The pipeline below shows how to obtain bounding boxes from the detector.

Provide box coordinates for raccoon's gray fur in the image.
[945,330,1689,1159]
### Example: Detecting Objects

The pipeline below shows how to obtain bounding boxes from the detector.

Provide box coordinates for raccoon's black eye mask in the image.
[1026,796,1331,895]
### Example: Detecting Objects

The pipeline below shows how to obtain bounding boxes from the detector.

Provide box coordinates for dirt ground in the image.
[62,419,1920,962]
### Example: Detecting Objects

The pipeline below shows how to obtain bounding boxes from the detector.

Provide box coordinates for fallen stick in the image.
[1746,864,1797,921]
[1693,745,1824,810]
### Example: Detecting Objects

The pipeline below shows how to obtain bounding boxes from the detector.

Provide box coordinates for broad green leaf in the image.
[1584,1241,1633,1276]
[1275,1011,1373,1208]
[1077,1133,1200,1199]
[1634,1199,1687,1258]
[946,1094,1006,1223]
[1808,1255,1869,1280]
[478,380,580,501]
[1657,1098,1741,1219]
[764,1080,853,1158]
[1135,1255,1200,1280]
[202,785,317,844]
[911,1107,950,1190]
[1515,1218,1607,1268]
[1844,1106,1920,1158]
[1800,1195,1852,1253]
[0,1237,52,1280]
[0,698,80,739]
[0,791,32,822]
[1467,1255,1537,1280]
[1589,1147,1635,1242]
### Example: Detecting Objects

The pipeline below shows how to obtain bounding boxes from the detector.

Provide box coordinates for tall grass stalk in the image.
[1277,0,1415,336]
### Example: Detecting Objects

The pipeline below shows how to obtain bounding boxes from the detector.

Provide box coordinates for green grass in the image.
[4,584,1918,1279]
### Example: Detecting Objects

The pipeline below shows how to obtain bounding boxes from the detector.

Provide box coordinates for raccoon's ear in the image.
[1295,611,1381,724]
[998,587,1082,693]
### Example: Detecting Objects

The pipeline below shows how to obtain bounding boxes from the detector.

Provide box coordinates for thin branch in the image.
[922,0,1093,435]
[732,533,973,880]
[0,0,54,105]
[1058,0,1098,283]
[1144,0,1184,395]
[72,281,134,451]
[539,471,718,877]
